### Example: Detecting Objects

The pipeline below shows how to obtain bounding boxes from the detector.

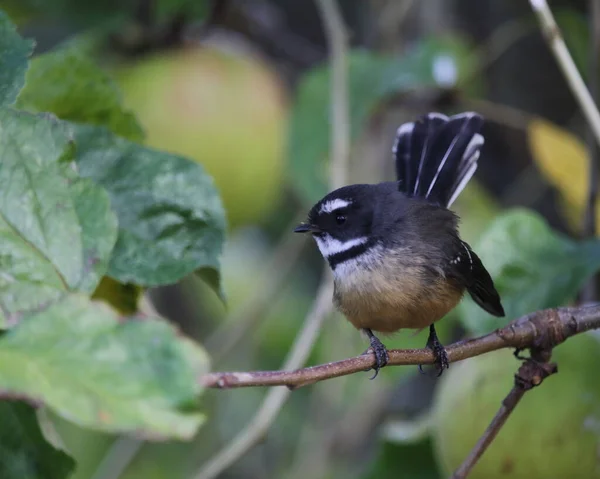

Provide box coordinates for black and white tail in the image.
[392,112,484,208]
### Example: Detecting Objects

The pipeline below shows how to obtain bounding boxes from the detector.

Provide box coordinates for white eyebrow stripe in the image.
[318,198,351,214]
[314,235,368,258]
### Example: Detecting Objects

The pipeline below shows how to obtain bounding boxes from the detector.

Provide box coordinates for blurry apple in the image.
[114,44,288,229]
[431,332,600,478]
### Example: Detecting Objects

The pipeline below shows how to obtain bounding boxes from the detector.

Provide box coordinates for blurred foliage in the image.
[363,438,441,479]
[528,118,598,233]
[460,209,600,335]
[0,402,75,479]
[289,35,478,205]
[555,9,588,80]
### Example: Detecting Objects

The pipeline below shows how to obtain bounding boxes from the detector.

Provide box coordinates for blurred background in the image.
[6,0,600,477]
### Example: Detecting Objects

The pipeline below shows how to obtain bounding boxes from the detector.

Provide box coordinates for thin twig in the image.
[205,212,307,363]
[194,1,350,477]
[583,0,600,302]
[202,304,600,389]
[530,0,600,148]
[452,352,558,478]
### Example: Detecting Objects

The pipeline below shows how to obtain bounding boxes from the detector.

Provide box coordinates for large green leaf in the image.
[16,46,144,141]
[459,209,600,336]
[0,10,33,106]
[0,294,209,439]
[0,110,118,328]
[0,402,75,479]
[289,36,476,205]
[73,124,226,288]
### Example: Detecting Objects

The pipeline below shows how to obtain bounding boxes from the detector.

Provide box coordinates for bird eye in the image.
[335,214,346,225]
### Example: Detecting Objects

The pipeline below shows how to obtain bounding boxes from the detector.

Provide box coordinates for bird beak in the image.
[294,223,321,234]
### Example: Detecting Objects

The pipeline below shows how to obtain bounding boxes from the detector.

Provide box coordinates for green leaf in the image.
[289,36,476,205]
[0,10,33,106]
[16,46,144,141]
[0,110,118,328]
[459,209,600,336]
[73,124,226,288]
[0,401,75,479]
[0,294,209,439]
[70,179,120,293]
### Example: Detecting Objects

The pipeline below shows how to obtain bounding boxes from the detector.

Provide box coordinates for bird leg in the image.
[363,328,389,379]
[425,324,449,376]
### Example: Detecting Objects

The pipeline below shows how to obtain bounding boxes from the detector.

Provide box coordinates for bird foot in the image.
[363,329,389,380]
[419,324,449,377]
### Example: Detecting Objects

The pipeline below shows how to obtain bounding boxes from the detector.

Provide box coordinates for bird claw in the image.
[431,344,449,376]
[420,324,450,377]
[363,330,389,379]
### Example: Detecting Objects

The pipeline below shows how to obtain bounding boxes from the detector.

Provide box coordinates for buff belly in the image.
[332,261,464,333]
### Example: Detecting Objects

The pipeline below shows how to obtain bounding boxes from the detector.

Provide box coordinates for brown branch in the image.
[452,350,558,478]
[201,304,600,389]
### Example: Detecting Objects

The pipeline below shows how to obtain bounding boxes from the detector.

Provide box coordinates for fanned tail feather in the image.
[392,112,485,208]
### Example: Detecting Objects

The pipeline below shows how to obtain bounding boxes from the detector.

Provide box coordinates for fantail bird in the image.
[294,112,505,377]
